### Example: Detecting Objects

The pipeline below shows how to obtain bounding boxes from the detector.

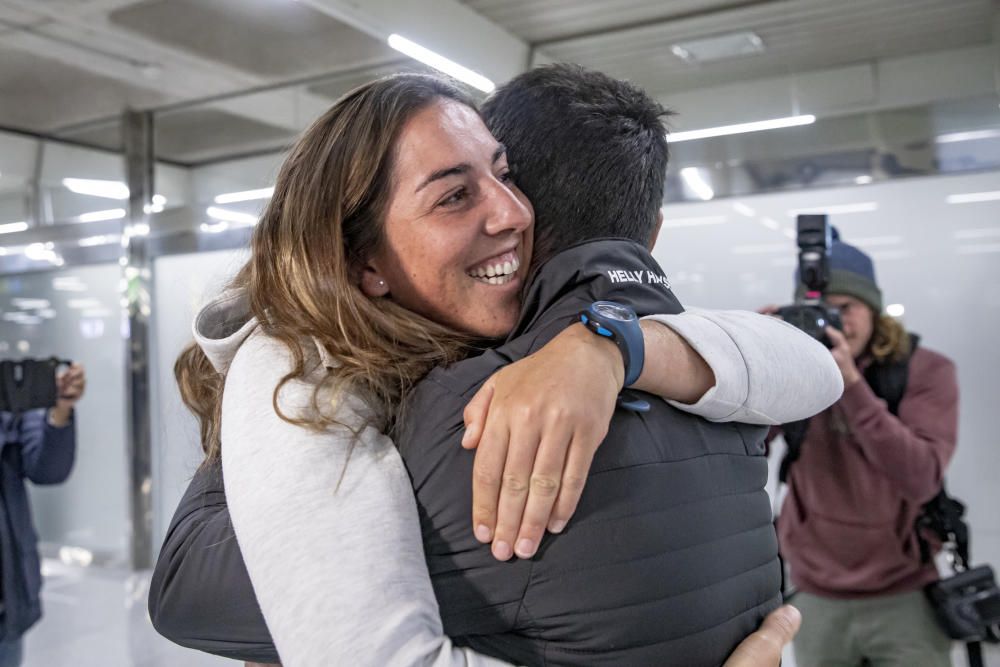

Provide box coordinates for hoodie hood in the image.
[193,289,257,374]
[193,288,337,374]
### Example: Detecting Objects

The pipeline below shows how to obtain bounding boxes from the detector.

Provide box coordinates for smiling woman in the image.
[359,98,534,338]
[176,76,486,455]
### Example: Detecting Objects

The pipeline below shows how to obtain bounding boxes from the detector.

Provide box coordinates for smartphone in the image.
[0,358,72,413]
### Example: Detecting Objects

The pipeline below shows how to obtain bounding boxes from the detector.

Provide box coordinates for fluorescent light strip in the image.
[669,114,815,143]
[788,202,878,216]
[200,221,230,234]
[206,207,258,225]
[661,215,727,228]
[953,228,1000,240]
[935,129,1000,144]
[68,298,101,309]
[956,243,1000,255]
[946,191,1000,204]
[851,235,903,247]
[76,208,127,223]
[731,203,756,217]
[759,216,780,230]
[12,298,50,310]
[388,34,495,93]
[24,242,53,260]
[679,167,714,201]
[867,249,911,261]
[63,178,129,200]
[886,304,905,317]
[731,242,790,255]
[0,221,27,234]
[52,277,88,292]
[214,187,274,204]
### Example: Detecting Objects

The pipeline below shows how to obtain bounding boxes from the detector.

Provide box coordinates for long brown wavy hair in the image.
[869,311,911,364]
[175,74,481,463]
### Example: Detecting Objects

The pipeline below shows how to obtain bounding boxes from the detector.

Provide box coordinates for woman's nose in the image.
[484,180,532,236]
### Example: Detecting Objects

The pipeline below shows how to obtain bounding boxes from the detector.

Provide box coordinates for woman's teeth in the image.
[468,256,520,285]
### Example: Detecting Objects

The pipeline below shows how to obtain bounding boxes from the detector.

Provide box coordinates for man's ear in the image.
[648,209,664,250]
[359,264,390,298]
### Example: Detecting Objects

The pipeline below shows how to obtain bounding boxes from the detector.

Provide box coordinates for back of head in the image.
[481,64,672,270]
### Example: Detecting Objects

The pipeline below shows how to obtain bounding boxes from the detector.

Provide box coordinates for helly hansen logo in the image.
[607,269,671,288]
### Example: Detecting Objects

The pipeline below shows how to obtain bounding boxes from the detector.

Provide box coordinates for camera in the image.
[777,214,843,347]
[0,357,71,413]
[926,564,1000,643]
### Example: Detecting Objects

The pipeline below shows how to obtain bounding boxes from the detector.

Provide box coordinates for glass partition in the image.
[0,263,129,565]
[655,167,1000,573]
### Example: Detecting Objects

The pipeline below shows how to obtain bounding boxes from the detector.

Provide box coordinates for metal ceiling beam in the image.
[532,0,787,48]
[298,0,532,86]
[0,0,335,133]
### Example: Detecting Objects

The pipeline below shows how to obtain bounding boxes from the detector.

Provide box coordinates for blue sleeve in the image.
[16,409,77,485]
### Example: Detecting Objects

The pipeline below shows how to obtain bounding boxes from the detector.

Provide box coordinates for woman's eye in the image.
[499,169,515,184]
[439,188,467,207]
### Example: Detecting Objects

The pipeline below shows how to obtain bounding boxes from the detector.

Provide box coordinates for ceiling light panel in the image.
[670,31,765,65]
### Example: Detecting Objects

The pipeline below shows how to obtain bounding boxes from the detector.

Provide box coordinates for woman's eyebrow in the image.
[415,164,469,193]
[414,144,508,194]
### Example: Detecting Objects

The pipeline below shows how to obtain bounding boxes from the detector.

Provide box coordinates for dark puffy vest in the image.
[398,240,781,667]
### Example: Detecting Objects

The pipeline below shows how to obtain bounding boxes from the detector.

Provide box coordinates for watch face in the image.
[593,301,636,322]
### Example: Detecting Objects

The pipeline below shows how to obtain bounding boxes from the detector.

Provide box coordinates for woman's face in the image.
[362,99,534,338]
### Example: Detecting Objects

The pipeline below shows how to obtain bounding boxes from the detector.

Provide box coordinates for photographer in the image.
[0,363,85,667]
[766,235,959,666]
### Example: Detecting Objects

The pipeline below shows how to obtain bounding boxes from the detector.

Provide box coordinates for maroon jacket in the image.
[777,345,959,598]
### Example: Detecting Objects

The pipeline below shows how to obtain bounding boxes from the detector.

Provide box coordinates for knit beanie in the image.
[794,227,882,312]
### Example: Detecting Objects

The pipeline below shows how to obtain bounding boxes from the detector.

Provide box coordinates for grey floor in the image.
[24,559,230,667]
[20,559,998,667]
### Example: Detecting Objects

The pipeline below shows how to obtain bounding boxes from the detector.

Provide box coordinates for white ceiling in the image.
[0,0,996,163]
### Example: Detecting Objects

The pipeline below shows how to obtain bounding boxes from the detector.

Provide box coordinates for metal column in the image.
[122,110,154,570]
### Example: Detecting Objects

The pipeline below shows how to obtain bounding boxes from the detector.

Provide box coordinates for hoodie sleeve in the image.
[219,331,512,667]
[838,348,958,502]
[642,309,843,425]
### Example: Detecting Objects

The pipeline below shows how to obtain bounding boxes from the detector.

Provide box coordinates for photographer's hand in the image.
[825,327,861,387]
[49,363,86,427]
[722,605,801,667]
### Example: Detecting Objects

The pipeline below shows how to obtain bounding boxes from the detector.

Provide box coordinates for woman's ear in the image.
[359,265,390,298]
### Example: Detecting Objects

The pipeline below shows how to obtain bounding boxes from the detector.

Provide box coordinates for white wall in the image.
[654,168,1000,573]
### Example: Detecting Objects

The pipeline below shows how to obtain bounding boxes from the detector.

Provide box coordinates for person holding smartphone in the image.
[0,362,85,667]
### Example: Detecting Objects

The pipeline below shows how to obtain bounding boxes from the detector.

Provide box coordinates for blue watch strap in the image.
[579,302,645,387]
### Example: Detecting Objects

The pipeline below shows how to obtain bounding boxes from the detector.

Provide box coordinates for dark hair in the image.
[481,63,672,270]
[177,73,478,462]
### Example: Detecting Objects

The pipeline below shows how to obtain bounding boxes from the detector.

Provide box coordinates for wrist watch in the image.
[578,301,645,387]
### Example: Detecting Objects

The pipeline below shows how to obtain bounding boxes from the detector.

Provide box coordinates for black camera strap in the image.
[778,333,920,483]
